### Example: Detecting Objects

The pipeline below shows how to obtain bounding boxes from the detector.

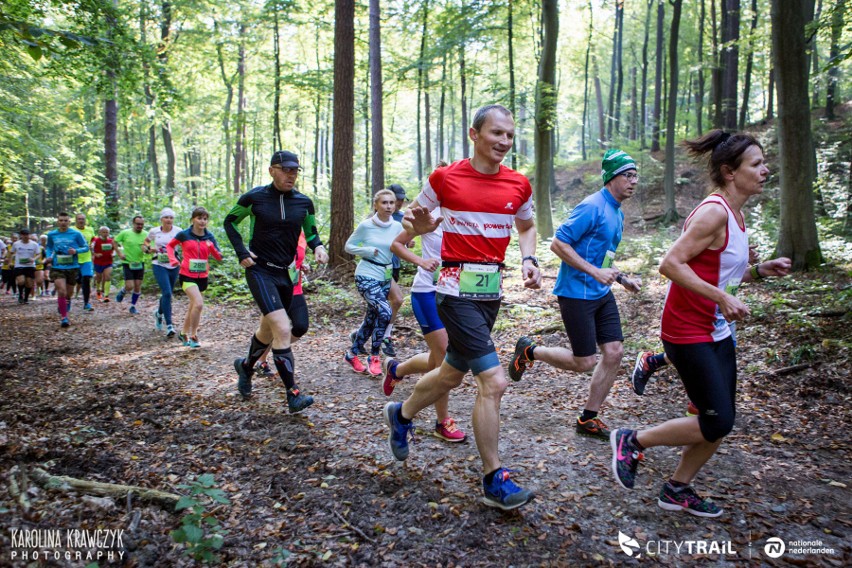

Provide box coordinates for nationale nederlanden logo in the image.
[764,537,786,559]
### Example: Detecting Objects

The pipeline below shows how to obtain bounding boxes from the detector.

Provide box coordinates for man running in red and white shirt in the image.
[383,104,542,511]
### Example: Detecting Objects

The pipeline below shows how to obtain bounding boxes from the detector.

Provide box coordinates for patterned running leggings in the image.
[353,275,392,355]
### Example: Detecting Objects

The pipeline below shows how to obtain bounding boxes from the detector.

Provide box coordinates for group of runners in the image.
[8,103,792,517]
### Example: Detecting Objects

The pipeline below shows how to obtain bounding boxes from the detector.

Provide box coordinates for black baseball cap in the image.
[388,184,406,200]
[270,150,301,169]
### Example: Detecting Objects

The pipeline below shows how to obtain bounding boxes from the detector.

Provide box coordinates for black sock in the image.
[667,479,689,491]
[24,286,30,301]
[649,352,667,371]
[630,431,645,451]
[245,334,269,370]
[273,347,296,391]
[82,276,91,304]
[580,409,598,422]
[483,469,499,485]
[527,345,536,360]
[396,404,412,425]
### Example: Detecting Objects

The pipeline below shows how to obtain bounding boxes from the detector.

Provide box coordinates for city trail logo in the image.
[764,537,785,559]
[615,530,736,558]
[618,531,641,557]
[9,528,125,563]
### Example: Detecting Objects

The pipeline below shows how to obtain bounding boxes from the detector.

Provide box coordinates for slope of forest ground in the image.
[0,250,849,567]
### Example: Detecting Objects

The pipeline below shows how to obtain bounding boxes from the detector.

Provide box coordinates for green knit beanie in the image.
[601,149,637,184]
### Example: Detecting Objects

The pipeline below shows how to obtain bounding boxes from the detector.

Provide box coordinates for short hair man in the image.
[383,104,542,510]
[12,229,40,304]
[114,215,148,314]
[224,150,328,414]
[510,149,642,440]
[45,212,90,327]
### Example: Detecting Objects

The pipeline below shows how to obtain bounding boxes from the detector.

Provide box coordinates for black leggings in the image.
[663,336,737,443]
[289,294,309,338]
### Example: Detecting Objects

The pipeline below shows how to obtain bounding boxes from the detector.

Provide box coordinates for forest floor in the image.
[0,254,850,567]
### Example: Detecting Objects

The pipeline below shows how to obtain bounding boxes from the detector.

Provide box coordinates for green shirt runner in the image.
[115,229,148,266]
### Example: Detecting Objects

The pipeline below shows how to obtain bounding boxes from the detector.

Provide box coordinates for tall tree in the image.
[612,1,625,139]
[460,45,468,158]
[694,0,706,135]
[272,5,283,150]
[651,0,664,152]
[824,0,845,120]
[158,1,177,196]
[215,20,236,194]
[581,0,593,160]
[139,3,160,192]
[104,0,120,222]
[738,0,758,130]
[711,0,723,127]
[663,0,683,223]
[233,23,247,195]
[369,0,384,193]
[508,0,517,168]
[720,0,740,130]
[771,0,822,270]
[416,1,429,179]
[534,0,558,238]
[640,0,652,149]
[330,0,355,270]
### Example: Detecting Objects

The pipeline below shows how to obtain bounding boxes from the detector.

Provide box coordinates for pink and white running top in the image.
[661,194,749,344]
[415,159,533,298]
[410,226,443,294]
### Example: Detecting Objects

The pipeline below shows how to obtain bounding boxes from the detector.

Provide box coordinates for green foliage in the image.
[170,474,230,564]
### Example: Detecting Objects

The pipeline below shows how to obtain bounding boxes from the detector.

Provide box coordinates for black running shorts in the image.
[437,293,501,374]
[245,264,294,316]
[557,292,624,357]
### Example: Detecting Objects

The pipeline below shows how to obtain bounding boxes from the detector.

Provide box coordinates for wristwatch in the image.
[522,256,539,267]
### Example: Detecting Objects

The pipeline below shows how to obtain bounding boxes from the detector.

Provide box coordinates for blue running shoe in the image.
[287,388,314,414]
[129,305,138,315]
[60,317,70,328]
[383,402,414,461]
[186,337,200,348]
[84,303,93,312]
[154,309,164,331]
[116,289,125,303]
[166,325,176,338]
[482,468,535,511]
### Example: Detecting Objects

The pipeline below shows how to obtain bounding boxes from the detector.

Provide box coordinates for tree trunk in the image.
[508,0,517,168]
[460,45,469,158]
[415,1,429,179]
[811,0,822,108]
[720,0,740,130]
[771,0,822,270]
[438,54,446,162]
[613,2,624,139]
[104,0,119,223]
[651,0,664,152]
[710,0,723,128]
[313,23,322,194]
[825,0,844,120]
[159,1,176,196]
[581,0,593,160]
[139,4,160,191]
[369,0,385,193]
[640,0,652,149]
[593,59,605,148]
[233,24,247,195]
[738,0,758,130]
[695,0,705,135]
[534,0,558,239]
[663,0,683,223]
[767,66,775,120]
[606,3,617,142]
[215,27,234,195]
[330,0,356,271]
[630,66,638,141]
[273,9,282,150]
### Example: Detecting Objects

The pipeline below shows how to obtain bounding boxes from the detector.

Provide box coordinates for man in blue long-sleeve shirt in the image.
[45,212,89,328]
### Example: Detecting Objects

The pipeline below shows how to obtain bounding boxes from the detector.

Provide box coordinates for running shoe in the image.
[657,483,723,518]
[509,336,536,382]
[344,350,367,374]
[103,297,110,303]
[434,417,466,443]
[154,309,163,331]
[255,360,276,378]
[84,302,93,312]
[367,355,382,377]
[576,415,611,440]
[631,351,657,396]
[60,317,70,328]
[381,337,397,357]
[234,357,253,397]
[686,401,699,417]
[178,332,188,346]
[116,289,125,303]
[482,468,534,511]
[96,291,103,301]
[287,388,314,414]
[382,358,403,396]
[166,325,176,338]
[383,401,414,461]
[129,305,139,315]
[187,336,201,348]
[610,428,644,490]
